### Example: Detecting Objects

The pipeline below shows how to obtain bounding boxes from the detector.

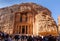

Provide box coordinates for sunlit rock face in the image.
[0,3,58,36]
[58,16,60,34]
[34,11,58,36]
[0,8,14,34]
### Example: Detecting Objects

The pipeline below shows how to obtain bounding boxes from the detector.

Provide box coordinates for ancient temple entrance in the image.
[22,26,25,34]
[19,25,28,34]
[13,12,33,35]
[13,25,33,35]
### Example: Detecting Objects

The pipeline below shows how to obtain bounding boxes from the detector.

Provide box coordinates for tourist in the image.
[43,36,49,41]
[14,35,20,41]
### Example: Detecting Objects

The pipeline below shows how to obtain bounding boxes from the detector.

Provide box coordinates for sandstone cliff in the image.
[0,3,58,36]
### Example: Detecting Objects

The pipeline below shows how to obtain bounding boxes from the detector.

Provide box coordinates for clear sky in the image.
[0,0,60,24]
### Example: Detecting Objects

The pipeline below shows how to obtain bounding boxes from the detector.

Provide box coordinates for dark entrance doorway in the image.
[21,25,28,34]
[22,26,25,34]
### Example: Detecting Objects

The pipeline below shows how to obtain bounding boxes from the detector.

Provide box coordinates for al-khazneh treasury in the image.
[0,3,58,36]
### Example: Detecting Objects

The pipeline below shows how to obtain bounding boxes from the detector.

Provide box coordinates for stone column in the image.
[21,25,22,34]
[25,25,26,34]
[28,25,29,34]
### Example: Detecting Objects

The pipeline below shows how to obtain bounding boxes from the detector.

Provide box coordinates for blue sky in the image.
[0,0,60,24]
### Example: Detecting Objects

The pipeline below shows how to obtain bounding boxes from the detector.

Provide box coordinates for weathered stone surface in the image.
[0,3,58,36]
[33,11,58,36]
[58,16,60,35]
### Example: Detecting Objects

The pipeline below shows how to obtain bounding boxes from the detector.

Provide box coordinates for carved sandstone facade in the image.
[0,3,58,36]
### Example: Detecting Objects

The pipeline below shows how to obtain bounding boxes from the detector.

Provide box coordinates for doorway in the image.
[22,26,25,34]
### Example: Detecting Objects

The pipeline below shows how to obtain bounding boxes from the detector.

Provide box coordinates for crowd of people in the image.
[0,31,60,41]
